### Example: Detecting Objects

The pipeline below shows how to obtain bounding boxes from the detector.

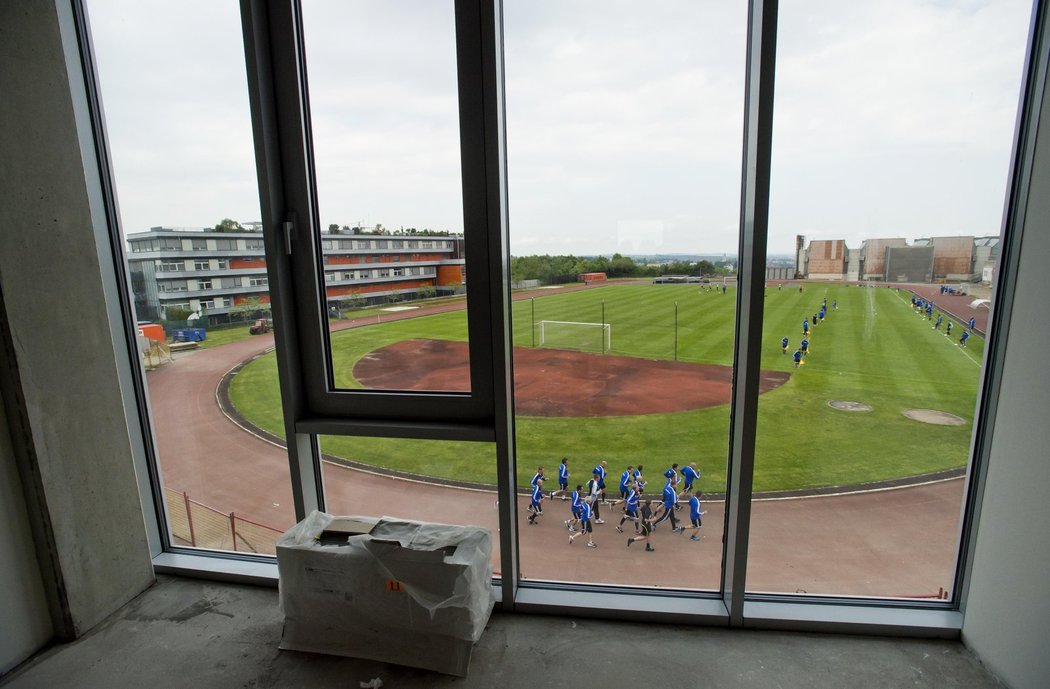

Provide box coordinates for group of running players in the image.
[781,296,836,368]
[911,295,976,346]
[524,459,705,551]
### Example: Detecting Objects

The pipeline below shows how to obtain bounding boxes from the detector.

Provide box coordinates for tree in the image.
[164,306,192,322]
[416,284,437,301]
[342,291,365,313]
[213,218,244,233]
[232,296,270,322]
[328,223,341,234]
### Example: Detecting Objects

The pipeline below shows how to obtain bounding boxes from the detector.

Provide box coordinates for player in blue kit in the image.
[934,314,943,330]
[617,483,640,533]
[530,466,544,489]
[568,496,597,547]
[652,482,682,532]
[633,465,646,492]
[802,319,809,336]
[946,321,954,336]
[565,484,583,532]
[781,336,789,354]
[968,317,976,332]
[664,463,679,489]
[960,330,971,347]
[627,499,656,551]
[685,493,706,541]
[526,478,544,524]
[593,460,608,503]
[664,463,681,510]
[680,463,701,499]
[586,475,605,523]
[793,349,803,368]
[551,458,570,499]
[619,465,634,500]
[800,338,809,357]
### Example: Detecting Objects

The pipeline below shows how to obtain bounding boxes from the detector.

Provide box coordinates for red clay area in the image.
[353,339,790,417]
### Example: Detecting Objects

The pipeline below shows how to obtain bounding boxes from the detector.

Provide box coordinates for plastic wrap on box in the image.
[276,511,495,676]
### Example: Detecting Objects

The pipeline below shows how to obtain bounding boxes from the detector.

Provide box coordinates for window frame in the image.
[69,0,1048,634]
[241,0,503,439]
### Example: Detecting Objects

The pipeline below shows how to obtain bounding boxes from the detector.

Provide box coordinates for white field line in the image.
[864,285,876,341]
[890,290,980,367]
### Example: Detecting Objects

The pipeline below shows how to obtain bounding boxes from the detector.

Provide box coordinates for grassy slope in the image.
[229,284,981,492]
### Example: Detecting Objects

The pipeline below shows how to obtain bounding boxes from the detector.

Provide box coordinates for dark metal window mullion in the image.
[240,0,324,519]
[473,0,520,610]
[723,0,779,625]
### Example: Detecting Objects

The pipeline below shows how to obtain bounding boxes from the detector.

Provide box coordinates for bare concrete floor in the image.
[1,576,1004,689]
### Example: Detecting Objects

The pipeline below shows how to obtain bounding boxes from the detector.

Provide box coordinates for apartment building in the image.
[125,226,466,323]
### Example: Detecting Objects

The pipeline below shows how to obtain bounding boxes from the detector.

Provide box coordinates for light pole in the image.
[674,301,679,361]
[531,298,535,347]
[601,300,606,354]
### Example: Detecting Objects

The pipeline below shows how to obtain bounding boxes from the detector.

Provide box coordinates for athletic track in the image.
[148,283,965,597]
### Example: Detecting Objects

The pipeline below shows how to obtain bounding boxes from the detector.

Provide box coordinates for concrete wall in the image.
[0,379,53,675]
[884,245,935,283]
[961,61,1050,689]
[0,0,154,663]
[861,238,908,279]
[928,236,975,278]
[806,239,847,276]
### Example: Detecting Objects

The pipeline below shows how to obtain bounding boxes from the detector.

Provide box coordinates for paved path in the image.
[902,284,990,335]
[147,306,964,598]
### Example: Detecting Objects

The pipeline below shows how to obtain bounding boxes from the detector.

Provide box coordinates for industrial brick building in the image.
[805,239,848,279]
[794,235,999,283]
[125,226,466,324]
[860,238,908,280]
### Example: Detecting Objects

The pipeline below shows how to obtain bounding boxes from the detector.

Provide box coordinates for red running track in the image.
[147,307,965,597]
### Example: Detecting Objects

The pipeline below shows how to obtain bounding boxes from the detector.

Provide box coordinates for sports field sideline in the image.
[229,282,982,494]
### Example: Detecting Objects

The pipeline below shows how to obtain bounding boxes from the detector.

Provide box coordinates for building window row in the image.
[158,277,271,292]
[323,266,431,281]
[319,238,454,251]
[131,237,267,253]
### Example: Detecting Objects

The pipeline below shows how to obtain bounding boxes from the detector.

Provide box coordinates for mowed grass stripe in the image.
[229,283,982,492]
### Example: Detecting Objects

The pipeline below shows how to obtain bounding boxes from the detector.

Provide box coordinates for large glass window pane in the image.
[89,0,294,554]
[505,1,748,589]
[319,437,501,576]
[747,0,1032,598]
[300,1,471,394]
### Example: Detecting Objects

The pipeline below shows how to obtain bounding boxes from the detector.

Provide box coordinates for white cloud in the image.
[87,0,1032,254]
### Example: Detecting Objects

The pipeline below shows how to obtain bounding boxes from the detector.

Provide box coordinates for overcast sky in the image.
[87,0,1032,255]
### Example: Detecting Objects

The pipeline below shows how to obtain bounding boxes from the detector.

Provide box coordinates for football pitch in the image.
[229,283,982,493]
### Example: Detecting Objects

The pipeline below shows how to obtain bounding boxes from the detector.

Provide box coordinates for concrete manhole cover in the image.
[828,400,873,412]
[902,409,967,425]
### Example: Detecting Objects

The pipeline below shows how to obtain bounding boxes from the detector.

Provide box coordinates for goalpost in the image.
[538,320,612,353]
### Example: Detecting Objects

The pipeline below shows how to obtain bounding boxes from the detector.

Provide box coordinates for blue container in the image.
[172,328,207,342]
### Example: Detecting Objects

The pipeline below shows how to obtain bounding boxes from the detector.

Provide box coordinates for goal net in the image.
[538,320,612,353]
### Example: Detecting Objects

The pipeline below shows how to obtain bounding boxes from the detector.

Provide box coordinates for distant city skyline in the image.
[88,0,1032,256]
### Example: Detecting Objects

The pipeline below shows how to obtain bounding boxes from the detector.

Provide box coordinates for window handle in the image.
[283,218,295,255]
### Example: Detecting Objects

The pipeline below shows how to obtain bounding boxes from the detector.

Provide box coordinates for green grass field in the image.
[228,283,983,493]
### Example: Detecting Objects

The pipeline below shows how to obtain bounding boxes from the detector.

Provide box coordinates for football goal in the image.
[538,320,612,353]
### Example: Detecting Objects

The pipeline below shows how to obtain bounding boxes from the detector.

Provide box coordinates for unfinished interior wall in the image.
[0,0,154,655]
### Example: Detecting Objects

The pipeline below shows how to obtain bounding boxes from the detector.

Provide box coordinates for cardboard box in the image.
[276,511,494,676]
